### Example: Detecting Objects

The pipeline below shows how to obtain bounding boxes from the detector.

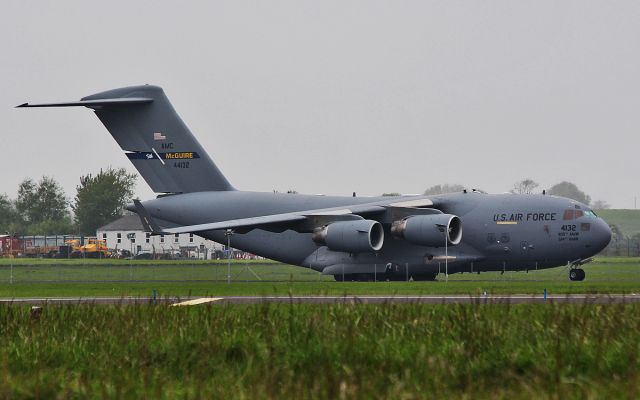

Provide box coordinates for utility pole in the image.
[445,233,448,282]
[439,224,449,282]
[225,230,233,284]
[8,233,14,285]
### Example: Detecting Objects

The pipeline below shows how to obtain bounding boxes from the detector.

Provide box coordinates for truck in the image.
[65,239,110,258]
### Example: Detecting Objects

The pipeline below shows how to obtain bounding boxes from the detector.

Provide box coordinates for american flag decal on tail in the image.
[153,132,166,140]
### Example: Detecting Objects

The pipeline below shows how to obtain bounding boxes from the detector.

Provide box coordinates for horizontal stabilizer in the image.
[16,97,153,108]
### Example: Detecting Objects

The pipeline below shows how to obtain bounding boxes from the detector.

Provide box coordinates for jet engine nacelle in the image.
[391,214,462,246]
[312,220,384,253]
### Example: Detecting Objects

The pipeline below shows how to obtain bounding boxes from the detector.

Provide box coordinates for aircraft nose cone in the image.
[593,219,612,253]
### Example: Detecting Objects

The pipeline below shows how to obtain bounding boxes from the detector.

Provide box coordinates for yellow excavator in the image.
[65,239,110,258]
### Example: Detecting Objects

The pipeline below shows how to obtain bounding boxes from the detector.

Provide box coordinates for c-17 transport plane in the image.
[19,85,612,281]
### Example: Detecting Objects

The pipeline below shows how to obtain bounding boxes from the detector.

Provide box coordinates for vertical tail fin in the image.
[19,85,234,193]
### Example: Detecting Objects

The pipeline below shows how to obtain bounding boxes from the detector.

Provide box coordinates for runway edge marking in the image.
[171,298,223,306]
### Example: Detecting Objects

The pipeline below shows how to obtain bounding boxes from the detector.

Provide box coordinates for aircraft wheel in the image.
[354,274,373,282]
[411,273,438,281]
[334,274,356,282]
[569,269,578,281]
[569,269,585,281]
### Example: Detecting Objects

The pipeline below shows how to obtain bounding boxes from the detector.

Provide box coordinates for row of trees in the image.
[0,168,136,236]
[417,180,609,208]
[509,179,600,206]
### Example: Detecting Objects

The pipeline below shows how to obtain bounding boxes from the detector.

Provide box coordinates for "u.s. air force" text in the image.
[493,212,557,222]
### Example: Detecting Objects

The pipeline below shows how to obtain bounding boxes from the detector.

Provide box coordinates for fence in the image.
[600,238,640,257]
[1,255,640,285]
[0,261,329,284]
[3,235,254,260]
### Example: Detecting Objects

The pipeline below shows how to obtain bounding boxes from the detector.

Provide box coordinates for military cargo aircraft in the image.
[19,85,612,281]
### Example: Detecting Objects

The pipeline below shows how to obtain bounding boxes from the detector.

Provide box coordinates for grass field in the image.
[2,302,639,399]
[597,209,640,237]
[3,258,640,398]
[1,257,640,297]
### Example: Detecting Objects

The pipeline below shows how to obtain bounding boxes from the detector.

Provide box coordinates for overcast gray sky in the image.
[1,1,639,208]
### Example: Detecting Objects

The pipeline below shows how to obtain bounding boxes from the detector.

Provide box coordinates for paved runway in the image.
[2,294,640,305]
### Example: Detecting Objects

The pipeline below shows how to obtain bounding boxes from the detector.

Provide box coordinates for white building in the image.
[96,214,225,259]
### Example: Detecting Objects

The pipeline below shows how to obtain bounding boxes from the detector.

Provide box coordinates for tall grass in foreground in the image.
[1,303,639,399]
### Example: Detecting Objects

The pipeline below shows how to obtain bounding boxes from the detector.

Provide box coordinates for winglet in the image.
[133,199,163,234]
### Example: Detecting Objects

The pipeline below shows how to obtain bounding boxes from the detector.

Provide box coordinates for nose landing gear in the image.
[568,258,591,282]
[569,268,585,281]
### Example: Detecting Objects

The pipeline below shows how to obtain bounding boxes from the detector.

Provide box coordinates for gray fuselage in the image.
[140,190,612,278]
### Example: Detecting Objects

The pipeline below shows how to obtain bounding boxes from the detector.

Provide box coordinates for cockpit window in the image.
[564,209,592,220]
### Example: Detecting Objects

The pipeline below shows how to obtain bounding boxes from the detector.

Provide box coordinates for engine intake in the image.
[391,214,462,246]
[312,220,384,253]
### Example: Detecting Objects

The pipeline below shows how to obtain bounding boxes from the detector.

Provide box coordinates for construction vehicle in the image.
[65,239,110,258]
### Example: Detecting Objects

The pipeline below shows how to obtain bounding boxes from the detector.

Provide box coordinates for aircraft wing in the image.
[135,200,389,235]
[133,197,443,235]
[160,213,309,234]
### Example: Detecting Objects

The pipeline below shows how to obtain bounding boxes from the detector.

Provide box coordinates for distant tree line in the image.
[0,168,136,236]
[413,179,609,209]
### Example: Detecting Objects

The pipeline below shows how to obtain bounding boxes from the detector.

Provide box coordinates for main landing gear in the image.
[333,272,438,282]
[569,268,585,281]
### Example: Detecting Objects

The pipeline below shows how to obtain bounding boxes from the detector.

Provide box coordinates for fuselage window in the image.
[575,210,584,218]
[563,209,575,220]
[500,233,511,243]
